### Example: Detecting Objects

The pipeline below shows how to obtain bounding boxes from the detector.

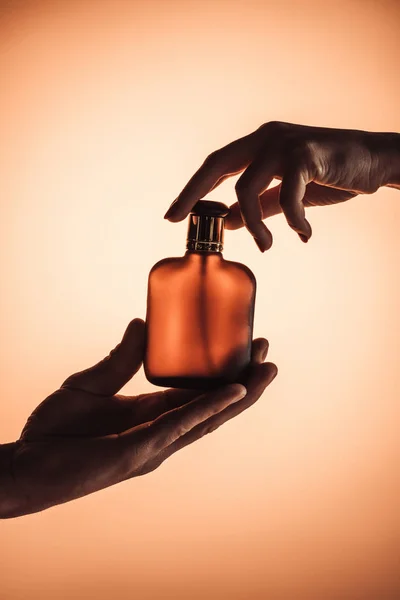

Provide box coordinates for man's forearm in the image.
[0,442,23,519]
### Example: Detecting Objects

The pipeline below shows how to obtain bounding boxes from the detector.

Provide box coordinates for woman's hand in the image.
[165,121,400,251]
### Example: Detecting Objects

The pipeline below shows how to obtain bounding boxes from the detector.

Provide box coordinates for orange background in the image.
[1,1,399,599]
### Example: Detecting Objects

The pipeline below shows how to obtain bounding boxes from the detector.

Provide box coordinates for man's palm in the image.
[11,319,276,517]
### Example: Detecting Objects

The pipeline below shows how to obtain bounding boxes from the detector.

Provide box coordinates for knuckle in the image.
[235,174,258,199]
[61,372,80,389]
[281,140,319,185]
[168,413,191,440]
[177,423,190,438]
[301,140,317,160]
[204,150,223,170]
[286,139,316,164]
[365,182,380,194]
[258,120,285,135]
[234,176,249,197]
[203,422,219,437]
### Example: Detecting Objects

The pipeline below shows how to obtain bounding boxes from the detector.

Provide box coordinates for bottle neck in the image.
[186,214,224,253]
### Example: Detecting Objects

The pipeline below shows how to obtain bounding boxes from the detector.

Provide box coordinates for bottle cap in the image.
[190,200,229,218]
[186,199,229,253]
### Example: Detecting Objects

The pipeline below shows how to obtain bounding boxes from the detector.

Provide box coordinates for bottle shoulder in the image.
[223,258,257,286]
[148,253,256,288]
[148,256,184,275]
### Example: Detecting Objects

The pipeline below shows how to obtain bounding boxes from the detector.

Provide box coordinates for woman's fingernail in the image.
[254,237,267,252]
[164,200,178,220]
[299,233,308,243]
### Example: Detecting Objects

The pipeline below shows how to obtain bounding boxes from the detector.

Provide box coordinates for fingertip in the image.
[251,338,269,364]
[225,204,244,230]
[164,211,186,223]
[260,223,274,251]
[263,362,278,382]
[164,198,193,222]
[294,218,312,242]
[254,238,266,252]
[120,318,146,353]
[254,232,273,252]
[225,383,247,401]
[124,318,145,336]
[249,361,278,388]
[163,199,178,220]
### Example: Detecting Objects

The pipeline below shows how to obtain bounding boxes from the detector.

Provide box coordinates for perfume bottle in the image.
[144,200,256,389]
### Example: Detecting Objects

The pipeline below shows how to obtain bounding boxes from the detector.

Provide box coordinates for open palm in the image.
[9,319,277,517]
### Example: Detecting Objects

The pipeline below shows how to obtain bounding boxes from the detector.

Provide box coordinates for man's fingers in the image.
[124,336,269,429]
[164,130,264,222]
[251,338,269,364]
[51,334,270,440]
[62,319,145,396]
[146,362,278,472]
[121,336,269,430]
[145,384,247,451]
[124,388,200,426]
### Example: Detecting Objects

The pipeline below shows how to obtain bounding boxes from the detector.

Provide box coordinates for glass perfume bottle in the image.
[144,200,256,389]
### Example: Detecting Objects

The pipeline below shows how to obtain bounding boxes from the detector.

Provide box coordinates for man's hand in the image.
[1,319,277,518]
[165,122,400,251]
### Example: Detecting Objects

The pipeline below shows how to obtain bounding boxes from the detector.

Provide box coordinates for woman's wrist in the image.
[375,132,400,189]
[0,442,22,519]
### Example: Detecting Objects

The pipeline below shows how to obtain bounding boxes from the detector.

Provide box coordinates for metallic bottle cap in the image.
[186,200,229,253]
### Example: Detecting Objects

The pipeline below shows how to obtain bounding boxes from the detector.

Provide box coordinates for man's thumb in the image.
[62,319,145,396]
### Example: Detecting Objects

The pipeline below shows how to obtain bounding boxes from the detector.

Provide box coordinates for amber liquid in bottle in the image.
[144,200,256,389]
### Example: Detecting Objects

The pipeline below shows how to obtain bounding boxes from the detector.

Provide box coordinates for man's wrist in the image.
[0,442,22,519]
